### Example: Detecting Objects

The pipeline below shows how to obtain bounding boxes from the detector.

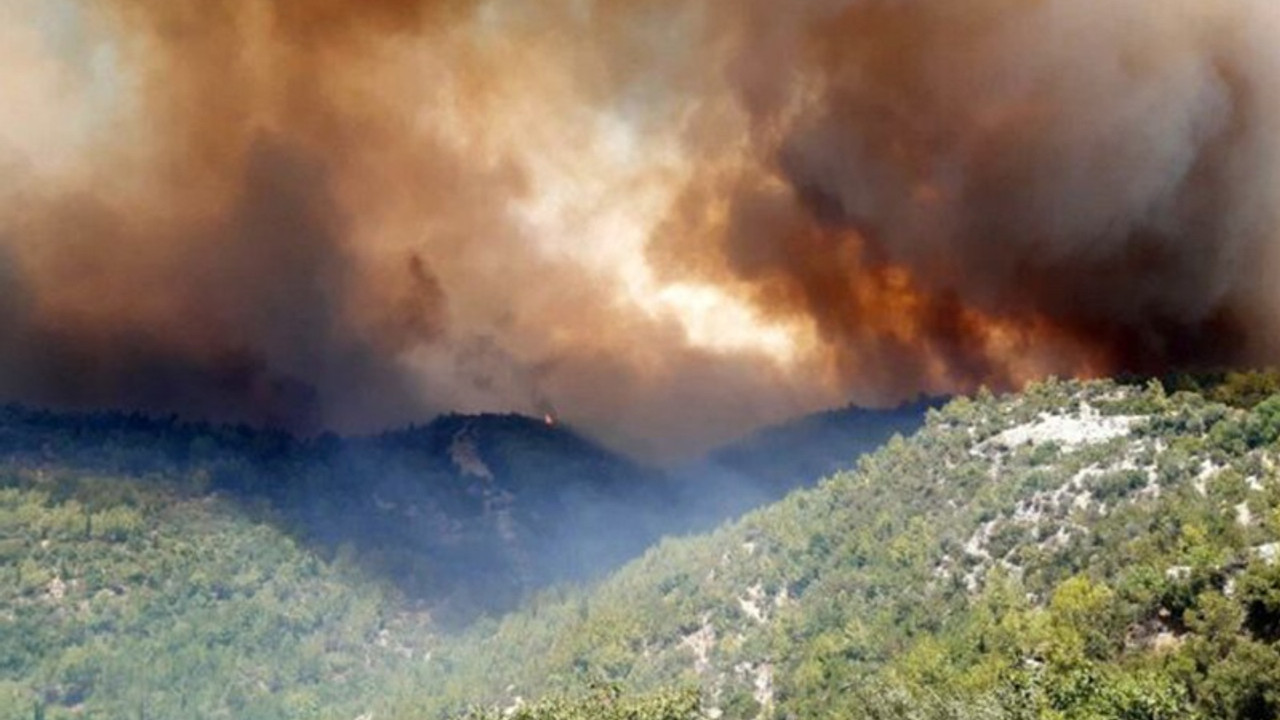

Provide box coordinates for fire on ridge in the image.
[1,0,1279,459]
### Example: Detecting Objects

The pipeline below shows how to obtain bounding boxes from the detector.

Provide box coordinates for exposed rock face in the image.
[449,427,494,481]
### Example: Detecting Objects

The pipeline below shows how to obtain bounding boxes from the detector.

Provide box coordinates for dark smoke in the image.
[3,0,1280,457]
[0,138,425,430]
[659,0,1280,397]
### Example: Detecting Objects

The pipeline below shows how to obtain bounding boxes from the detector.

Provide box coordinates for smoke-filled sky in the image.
[3,0,1280,459]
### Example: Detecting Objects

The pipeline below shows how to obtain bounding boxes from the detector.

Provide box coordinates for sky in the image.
[2,0,1279,459]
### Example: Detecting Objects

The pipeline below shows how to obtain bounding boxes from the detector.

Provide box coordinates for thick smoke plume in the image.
[3,0,1280,458]
[667,0,1280,398]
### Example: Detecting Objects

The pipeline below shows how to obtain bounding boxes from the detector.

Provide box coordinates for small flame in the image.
[544,414,556,427]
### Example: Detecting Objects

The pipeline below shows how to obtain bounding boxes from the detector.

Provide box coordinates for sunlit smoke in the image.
[3,0,1280,458]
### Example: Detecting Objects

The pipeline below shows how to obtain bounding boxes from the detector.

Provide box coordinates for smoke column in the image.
[2,0,1280,458]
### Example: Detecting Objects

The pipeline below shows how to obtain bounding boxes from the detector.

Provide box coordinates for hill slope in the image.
[669,398,939,524]
[7,378,1280,719]
[0,407,675,625]
[0,465,427,720]
[0,399,928,627]
[419,379,1280,720]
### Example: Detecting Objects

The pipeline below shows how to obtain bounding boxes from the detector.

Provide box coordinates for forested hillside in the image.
[0,398,920,718]
[0,407,676,717]
[5,376,1280,719]
[0,464,427,719]
[670,399,938,525]
[0,407,675,626]
[415,377,1280,720]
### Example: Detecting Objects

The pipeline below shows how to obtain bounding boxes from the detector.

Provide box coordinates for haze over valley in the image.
[5,1,1280,718]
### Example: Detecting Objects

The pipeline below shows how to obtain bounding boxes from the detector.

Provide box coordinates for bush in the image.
[461,685,703,720]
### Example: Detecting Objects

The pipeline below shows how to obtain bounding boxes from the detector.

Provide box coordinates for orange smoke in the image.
[2,0,1280,458]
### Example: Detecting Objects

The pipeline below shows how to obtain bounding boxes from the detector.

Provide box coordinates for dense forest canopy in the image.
[2,373,1280,718]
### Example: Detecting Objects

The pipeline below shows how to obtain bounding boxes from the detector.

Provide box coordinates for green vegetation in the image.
[697,397,939,511]
[0,465,427,719]
[412,377,1280,719]
[3,375,1280,719]
[1144,368,1280,411]
[0,407,673,625]
[462,685,703,720]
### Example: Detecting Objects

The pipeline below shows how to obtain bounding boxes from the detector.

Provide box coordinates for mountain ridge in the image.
[0,398,929,627]
[412,377,1280,720]
[9,377,1279,718]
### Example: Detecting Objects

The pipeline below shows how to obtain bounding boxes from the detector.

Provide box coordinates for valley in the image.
[3,375,1279,718]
